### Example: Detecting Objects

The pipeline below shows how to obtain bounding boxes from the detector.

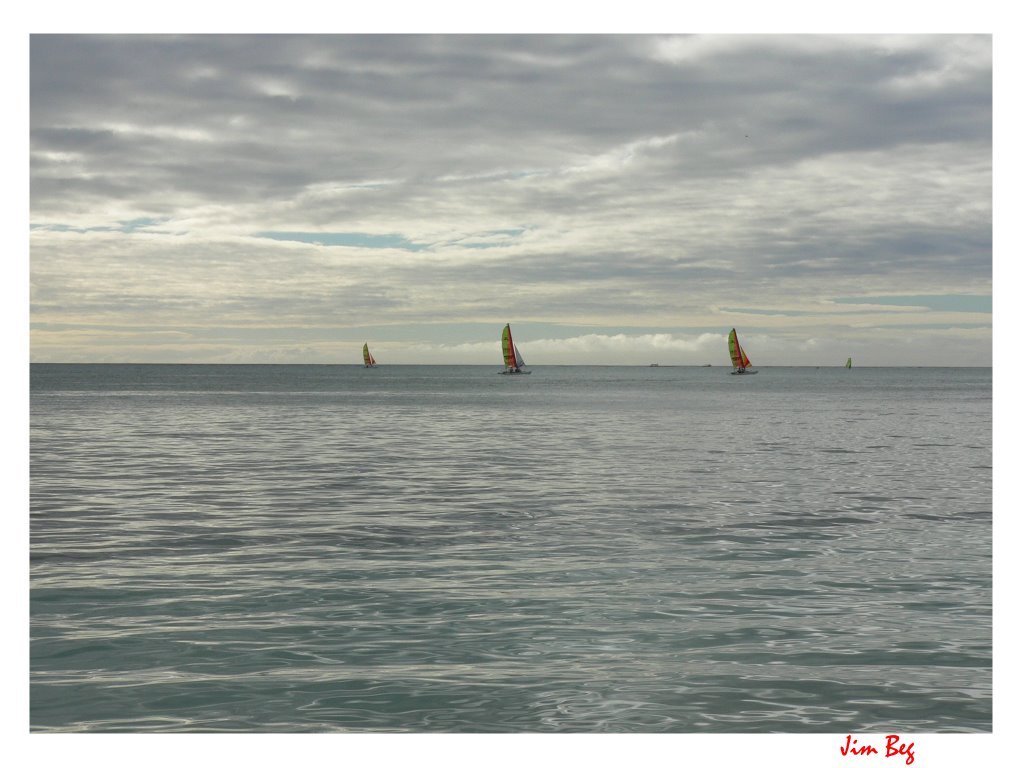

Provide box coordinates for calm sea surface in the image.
[30,364,992,733]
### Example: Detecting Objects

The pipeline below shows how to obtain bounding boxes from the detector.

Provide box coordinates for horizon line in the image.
[28,362,993,369]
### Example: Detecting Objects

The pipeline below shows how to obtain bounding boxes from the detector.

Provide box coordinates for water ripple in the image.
[31,365,991,732]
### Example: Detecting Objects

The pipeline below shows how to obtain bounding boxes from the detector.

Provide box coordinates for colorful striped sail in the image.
[362,343,376,368]
[501,324,527,373]
[501,324,517,369]
[728,328,752,371]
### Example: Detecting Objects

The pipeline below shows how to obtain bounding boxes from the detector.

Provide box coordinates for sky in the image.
[29,33,993,366]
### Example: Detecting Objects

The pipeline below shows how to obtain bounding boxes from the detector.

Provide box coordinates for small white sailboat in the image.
[362,343,377,368]
[728,328,758,375]
[499,324,531,374]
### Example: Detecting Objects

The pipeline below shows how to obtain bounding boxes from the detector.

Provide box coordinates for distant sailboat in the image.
[499,324,531,374]
[728,328,758,375]
[362,343,377,368]
[845,357,852,369]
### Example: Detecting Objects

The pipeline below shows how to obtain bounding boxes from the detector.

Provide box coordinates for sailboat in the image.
[362,343,377,368]
[728,328,758,375]
[499,324,531,374]
[845,357,852,369]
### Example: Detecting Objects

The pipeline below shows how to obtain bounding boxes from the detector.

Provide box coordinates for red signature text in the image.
[840,735,915,765]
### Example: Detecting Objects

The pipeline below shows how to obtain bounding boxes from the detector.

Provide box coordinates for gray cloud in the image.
[30,34,992,364]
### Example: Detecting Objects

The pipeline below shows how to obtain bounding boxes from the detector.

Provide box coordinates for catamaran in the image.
[845,357,852,369]
[362,343,377,368]
[728,328,757,375]
[499,324,531,374]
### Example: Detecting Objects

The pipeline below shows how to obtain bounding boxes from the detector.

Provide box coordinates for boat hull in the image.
[499,370,532,375]
[730,369,758,375]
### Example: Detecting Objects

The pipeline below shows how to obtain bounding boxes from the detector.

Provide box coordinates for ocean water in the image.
[29,364,992,733]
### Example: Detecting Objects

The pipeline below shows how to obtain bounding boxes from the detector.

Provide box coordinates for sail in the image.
[501,324,517,369]
[499,324,531,373]
[363,343,376,367]
[846,357,852,368]
[728,328,752,370]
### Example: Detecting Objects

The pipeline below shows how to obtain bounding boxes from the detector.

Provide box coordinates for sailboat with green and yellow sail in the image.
[499,324,530,374]
[362,343,377,368]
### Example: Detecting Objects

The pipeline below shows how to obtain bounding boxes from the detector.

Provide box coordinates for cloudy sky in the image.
[29,33,993,366]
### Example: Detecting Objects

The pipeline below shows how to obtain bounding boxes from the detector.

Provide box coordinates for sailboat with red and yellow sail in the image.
[728,328,757,375]
[499,324,530,374]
